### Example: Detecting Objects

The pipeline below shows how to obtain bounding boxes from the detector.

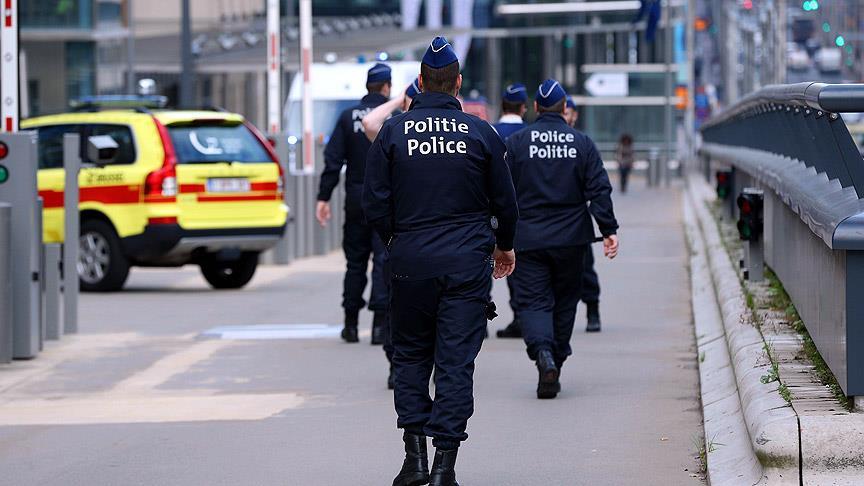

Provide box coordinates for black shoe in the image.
[429,448,459,486]
[372,312,388,345]
[341,326,359,343]
[496,318,522,338]
[585,302,601,333]
[392,432,429,486]
[536,350,560,399]
[388,365,395,390]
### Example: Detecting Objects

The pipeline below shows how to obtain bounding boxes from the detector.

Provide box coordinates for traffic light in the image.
[716,169,732,200]
[736,190,764,241]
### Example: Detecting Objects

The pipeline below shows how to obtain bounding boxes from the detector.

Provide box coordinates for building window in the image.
[21,0,93,29]
[66,42,96,104]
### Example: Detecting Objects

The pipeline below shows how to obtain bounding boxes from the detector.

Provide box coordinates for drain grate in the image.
[200,324,342,340]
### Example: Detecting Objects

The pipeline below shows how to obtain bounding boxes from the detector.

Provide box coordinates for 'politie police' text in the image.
[403,116,470,156]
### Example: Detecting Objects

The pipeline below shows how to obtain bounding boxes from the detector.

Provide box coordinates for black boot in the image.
[536,349,560,399]
[496,317,522,338]
[392,432,429,486]
[429,448,459,486]
[341,311,359,343]
[372,312,388,345]
[585,302,601,333]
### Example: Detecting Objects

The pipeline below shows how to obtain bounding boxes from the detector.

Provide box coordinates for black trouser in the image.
[619,166,632,193]
[581,246,600,304]
[510,246,587,367]
[342,203,388,315]
[390,263,492,448]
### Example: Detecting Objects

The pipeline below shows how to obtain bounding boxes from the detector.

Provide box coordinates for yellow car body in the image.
[22,108,288,290]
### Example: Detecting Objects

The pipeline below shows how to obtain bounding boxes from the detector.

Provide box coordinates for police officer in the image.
[363,37,518,486]
[316,62,392,345]
[506,79,619,400]
[563,95,603,332]
[492,83,529,339]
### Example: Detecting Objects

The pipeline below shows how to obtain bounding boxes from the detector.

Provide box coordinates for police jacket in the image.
[362,91,518,281]
[505,112,618,252]
[317,92,389,202]
[492,114,525,141]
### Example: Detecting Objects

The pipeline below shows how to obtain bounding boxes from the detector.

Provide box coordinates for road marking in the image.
[110,338,231,395]
[201,324,343,340]
[0,393,305,425]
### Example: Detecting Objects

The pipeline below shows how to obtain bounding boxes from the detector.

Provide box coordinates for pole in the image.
[685,0,695,173]
[663,0,673,186]
[1,0,18,132]
[179,0,194,108]
[63,134,80,334]
[299,0,314,174]
[267,0,281,134]
[126,0,136,93]
[0,203,11,363]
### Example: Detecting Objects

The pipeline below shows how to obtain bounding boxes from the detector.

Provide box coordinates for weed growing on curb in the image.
[693,434,722,476]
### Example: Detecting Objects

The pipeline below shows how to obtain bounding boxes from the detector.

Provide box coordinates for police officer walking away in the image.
[363,37,518,486]
[564,95,604,333]
[316,62,392,345]
[492,83,528,339]
[506,79,619,399]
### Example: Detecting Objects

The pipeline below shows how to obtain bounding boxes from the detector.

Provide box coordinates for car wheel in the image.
[79,219,131,292]
[199,252,259,289]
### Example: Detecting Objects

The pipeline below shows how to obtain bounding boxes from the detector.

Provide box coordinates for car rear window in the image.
[167,123,273,164]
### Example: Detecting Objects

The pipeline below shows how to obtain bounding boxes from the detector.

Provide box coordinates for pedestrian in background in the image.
[316,63,392,346]
[363,37,518,486]
[617,133,635,194]
[563,96,604,333]
[493,82,529,339]
[506,79,619,400]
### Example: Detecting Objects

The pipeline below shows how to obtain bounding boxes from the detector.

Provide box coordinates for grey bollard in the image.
[0,203,12,363]
[0,133,42,359]
[63,134,80,334]
[43,244,62,340]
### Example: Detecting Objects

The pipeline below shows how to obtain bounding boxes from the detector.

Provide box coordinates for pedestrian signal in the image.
[736,189,764,241]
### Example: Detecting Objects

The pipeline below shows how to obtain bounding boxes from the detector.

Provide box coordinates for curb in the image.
[686,178,800,485]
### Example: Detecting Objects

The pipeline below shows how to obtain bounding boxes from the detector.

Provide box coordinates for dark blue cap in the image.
[405,76,421,98]
[422,36,458,69]
[566,96,577,110]
[502,83,528,103]
[536,79,566,108]
[367,63,391,84]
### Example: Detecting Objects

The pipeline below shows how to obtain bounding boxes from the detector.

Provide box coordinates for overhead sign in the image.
[584,73,629,97]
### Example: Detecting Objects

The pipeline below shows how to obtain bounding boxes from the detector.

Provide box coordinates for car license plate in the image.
[206,178,250,193]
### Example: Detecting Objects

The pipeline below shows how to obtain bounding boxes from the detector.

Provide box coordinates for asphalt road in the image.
[0,180,703,486]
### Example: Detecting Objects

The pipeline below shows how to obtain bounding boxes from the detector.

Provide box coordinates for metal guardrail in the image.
[699,82,864,399]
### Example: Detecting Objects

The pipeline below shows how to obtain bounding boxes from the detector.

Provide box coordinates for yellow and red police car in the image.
[22,96,288,291]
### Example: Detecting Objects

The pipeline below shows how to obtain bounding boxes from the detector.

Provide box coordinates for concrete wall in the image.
[133,0,263,37]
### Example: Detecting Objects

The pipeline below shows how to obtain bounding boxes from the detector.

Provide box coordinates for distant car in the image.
[22,96,288,291]
[814,47,842,74]
[787,45,811,72]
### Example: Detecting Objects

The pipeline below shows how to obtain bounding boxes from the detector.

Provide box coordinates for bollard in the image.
[43,244,62,340]
[647,147,660,187]
[0,133,42,359]
[36,198,44,350]
[63,134,80,334]
[0,203,12,363]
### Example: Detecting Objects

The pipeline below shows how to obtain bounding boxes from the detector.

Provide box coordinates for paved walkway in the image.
[0,181,703,485]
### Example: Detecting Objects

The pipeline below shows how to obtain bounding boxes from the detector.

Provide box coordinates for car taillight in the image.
[242,120,285,196]
[146,117,179,199]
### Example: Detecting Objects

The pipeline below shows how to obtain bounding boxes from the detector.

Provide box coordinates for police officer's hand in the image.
[315,201,331,227]
[492,247,516,279]
[603,235,619,259]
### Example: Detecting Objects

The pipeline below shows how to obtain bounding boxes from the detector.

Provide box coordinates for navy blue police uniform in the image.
[506,80,618,398]
[492,83,529,339]
[564,96,602,326]
[363,39,517,455]
[318,63,392,339]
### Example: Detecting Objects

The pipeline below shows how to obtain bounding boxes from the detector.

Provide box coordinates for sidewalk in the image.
[0,182,703,485]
